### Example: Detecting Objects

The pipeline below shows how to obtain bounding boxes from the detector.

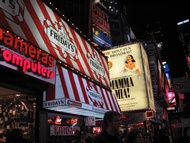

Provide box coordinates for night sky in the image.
[124,1,190,78]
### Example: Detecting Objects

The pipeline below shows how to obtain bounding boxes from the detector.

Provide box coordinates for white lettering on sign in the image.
[50,125,80,136]
[67,100,82,107]
[43,99,66,108]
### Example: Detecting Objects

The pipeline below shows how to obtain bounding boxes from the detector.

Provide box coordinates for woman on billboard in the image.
[122,55,140,76]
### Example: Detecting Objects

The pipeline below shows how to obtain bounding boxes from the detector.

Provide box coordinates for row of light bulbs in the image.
[47,1,111,89]
[48,1,103,54]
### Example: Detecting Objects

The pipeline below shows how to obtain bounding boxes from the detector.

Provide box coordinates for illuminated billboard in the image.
[163,63,170,73]
[167,92,176,106]
[90,1,112,48]
[103,43,155,111]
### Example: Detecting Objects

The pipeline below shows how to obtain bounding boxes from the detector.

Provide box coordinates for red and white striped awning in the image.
[43,64,121,118]
[0,0,110,88]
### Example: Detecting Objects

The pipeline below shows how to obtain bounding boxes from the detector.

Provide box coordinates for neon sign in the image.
[54,116,62,125]
[0,28,55,79]
[1,49,54,78]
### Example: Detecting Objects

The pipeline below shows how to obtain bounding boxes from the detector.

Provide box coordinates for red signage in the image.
[54,116,62,125]
[0,28,54,67]
[2,49,54,78]
[0,28,55,80]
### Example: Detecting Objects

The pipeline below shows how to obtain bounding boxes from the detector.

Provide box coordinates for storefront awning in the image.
[43,64,121,118]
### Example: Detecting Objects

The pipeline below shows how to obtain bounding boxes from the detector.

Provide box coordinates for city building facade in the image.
[0,0,121,142]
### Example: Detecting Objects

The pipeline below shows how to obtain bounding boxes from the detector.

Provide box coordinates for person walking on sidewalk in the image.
[94,111,122,143]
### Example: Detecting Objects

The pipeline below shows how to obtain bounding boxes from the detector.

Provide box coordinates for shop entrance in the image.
[0,86,36,142]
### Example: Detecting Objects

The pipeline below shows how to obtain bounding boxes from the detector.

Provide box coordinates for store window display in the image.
[0,88,36,143]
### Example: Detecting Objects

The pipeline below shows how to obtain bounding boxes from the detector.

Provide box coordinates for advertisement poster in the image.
[103,43,155,111]
[90,0,112,48]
